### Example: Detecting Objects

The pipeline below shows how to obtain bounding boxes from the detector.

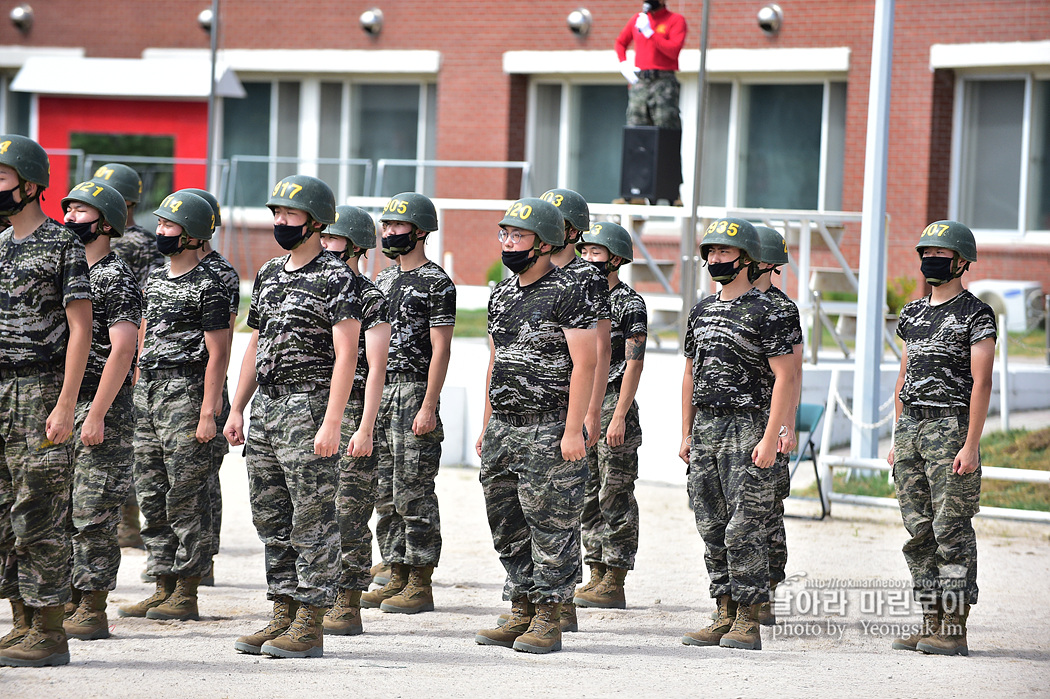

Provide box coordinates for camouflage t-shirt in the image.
[352,272,389,390]
[140,263,230,371]
[375,260,456,375]
[86,252,142,381]
[896,290,996,409]
[488,266,598,414]
[199,250,241,317]
[562,255,612,322]
[608,281,648,385]
[683,287,795,411]
[760,285,804,349]
[112,223,164,292]
[0,218,91,367]
[248,251,360,386]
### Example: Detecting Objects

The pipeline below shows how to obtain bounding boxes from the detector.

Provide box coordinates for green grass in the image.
[455,308,488,338]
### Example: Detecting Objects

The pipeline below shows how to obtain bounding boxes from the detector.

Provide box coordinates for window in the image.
[954,76,1049,233]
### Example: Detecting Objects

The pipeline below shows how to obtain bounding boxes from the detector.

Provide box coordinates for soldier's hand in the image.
[561,431,587,462]
[348,429,373,458]
[196,415,216,443]
[45,404,75,445]
[80,412,106,446]
[752,436,777,469]
[953,445,980,475]
[412,406,437,436]
[778,426,797,454]
[224,411,246,446]
[678,435,691,464]
[606,415,626,447]
[314,420,341,457]
[584,412,601,449]
[475,431,485,459]
[887,445,895,466]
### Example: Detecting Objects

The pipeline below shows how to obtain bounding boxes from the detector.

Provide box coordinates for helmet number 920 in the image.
[384,199,409,215]
[921,222,949,238]
[504,202,533,220]
[272,181,303,199]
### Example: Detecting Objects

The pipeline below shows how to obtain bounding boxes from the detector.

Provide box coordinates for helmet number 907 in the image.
[505,202,532,220]
[921,223,949,238]
[272,181,303,199]
[540,192,564,207]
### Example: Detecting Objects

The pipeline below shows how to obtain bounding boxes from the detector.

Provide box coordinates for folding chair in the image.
[787,402,827,520]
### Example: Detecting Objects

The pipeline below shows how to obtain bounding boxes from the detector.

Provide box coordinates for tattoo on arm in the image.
[626,334,647,361]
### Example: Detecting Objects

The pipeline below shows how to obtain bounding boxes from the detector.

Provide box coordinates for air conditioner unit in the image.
[967,279,1044,333]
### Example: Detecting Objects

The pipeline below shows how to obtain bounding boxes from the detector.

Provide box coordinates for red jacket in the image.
[614,7,688,71]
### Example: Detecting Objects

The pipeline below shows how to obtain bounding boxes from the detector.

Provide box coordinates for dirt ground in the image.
[2,458,1048,698]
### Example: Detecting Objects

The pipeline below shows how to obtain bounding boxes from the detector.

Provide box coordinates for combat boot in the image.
[575,563,607,597]
[757,581,778,626]
[573,566,627,609]
[234,596,299,654]
[682,594,737,646]
[0,605,69,667]
[512,602,562,654]
[118,574,176,617]
[560,602,579,632]
[323,589,363,636]
[64,590,111,640]
[720,602,762,650]
[64,588,82,618]
[0,600,32,649]
[146,576,201,621]
[380,565,434,614]
[360,563,407,608]
[261,603,325,658]
[892,599,940,651]
[200,562,215,587]
[370,562,391,586]
[917,601,970,656]
[118,502,144,549]
[476,598,533,648]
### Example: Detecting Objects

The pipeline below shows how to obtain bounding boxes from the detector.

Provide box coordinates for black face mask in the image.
[66,219,100,245]
[502,249,537,275]
[382,232,417,259]
[588,259,610,277]
[274,223,310,251]
[156,234,184,257]
[920,256,955,286]
[708,256,743,284]
[0,185,28,217]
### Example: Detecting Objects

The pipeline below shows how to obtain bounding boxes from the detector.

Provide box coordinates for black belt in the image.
[638,69,675,80]
[903,405,967,419]
[492,409,567,427]
[0,362,54,379]
[78,376,131,401]
[386,371,427,384]
[259,381,323,398]
[139,365,204,382]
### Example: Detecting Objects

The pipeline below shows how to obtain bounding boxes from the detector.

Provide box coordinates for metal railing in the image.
[372,159,531,199]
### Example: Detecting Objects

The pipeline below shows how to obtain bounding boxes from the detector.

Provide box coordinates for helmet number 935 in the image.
[505,202,533,220]
[704,220,739,237]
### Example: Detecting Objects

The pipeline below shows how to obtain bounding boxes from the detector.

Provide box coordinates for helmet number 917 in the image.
[272,181,303,199]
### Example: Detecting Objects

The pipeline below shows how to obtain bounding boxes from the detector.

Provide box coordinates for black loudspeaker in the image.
[619,126,683,202]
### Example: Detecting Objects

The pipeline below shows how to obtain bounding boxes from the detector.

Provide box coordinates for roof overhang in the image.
[11,56,245,99]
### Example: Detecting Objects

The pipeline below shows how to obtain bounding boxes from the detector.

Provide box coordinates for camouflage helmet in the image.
[379,192,438,232]
[915,220,977,263]
[181,188,221,228]
[699,217,761,262]
[62,180,128,237]
[154,190,215,240]
[540,188,590,233]
[92,163,142,204]
[499,197,565,247]
[0,134,49,187]
[754,225,789,266]
[266,175,336,226]
[576,221,634,263]
[329,205,377,249]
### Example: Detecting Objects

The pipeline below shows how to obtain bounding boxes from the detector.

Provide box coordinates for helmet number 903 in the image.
[540,192,564,207]
[921,223,949,238]
[505,202,532,220]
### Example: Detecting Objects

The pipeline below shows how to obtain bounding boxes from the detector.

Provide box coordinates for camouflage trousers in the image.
[581,390,642,570]
[480,414,587,604]
[0,371,74,607]
[687,409,774,606]
[70,383,134,592]
[134,372,214,579]
[246,387,340,607]
[766,453,791,584]
[627,72,682,129]
[200,383,230,562]
[892,411,980,604]
[374,379,443,567]
[336,389,378,591]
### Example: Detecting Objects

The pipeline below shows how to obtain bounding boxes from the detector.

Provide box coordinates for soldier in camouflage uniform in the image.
[889,220,995,657]
[748,226,803,626]
[225,175,361,659]
[318,205,390,636]
[572,222,647,611]
[679,218,796,652]
[540,188,610,632]
[474,197,597,655]
[185,188,239,587]
[0,135,92,668]
[92,162,163,551]
[363,192,455,615]
[60,181,140,642]
[117,191,230,625]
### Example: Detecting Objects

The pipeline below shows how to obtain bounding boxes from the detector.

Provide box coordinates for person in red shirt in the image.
[615,1,688,128]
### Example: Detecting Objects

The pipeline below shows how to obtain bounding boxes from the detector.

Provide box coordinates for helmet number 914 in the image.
[159,195,183,213]
[505,202,532,220]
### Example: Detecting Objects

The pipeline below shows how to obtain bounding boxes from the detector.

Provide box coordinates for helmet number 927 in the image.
[504,202,532,220]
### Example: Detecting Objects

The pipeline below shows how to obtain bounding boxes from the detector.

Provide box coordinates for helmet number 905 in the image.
[384,199,409,215]
[505,202,532,220]
[921,223,949,238]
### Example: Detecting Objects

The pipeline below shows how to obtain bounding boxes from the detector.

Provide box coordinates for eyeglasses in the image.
[496,229,536,244]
